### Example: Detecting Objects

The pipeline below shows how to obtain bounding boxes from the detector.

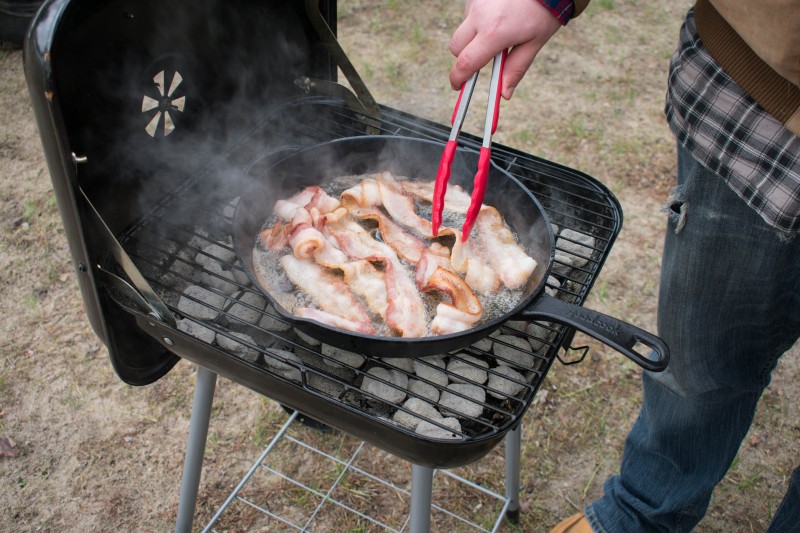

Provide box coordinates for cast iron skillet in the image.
[234,136,668,371]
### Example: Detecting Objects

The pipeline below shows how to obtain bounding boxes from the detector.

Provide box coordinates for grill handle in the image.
[80,188,176,327]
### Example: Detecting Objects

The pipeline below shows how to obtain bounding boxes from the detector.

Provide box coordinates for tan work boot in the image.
[550,512,593,533]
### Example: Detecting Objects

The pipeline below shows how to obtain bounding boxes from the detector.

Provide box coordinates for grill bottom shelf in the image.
[202,407,520,533]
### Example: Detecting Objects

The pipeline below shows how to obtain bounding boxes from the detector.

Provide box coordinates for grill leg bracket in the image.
[175,365,218,533]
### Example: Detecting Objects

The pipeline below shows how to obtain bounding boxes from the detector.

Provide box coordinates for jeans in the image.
[585,145,800,532]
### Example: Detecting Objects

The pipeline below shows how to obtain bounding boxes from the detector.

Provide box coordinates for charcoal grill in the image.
[24,0,634,530]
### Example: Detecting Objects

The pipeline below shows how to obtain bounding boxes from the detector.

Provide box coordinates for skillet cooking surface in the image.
[234,136,554,356]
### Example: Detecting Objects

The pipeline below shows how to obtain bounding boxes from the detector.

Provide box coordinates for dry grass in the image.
[1,1,798,532]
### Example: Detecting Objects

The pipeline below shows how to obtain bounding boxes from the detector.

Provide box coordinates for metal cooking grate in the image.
[114,97,620,445]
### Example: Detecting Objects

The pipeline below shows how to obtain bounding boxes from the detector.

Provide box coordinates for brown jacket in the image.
[573,0,800,135]
[696,0,800,135]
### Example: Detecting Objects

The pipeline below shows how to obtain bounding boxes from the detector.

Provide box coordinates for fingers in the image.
[449,15,476,58]
[449,38,499,90]
[500,40,541,99]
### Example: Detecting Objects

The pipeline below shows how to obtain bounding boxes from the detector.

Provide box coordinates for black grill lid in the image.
[25,0,340,384]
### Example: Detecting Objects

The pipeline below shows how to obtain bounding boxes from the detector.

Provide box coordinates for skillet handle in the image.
[518,295,669,372]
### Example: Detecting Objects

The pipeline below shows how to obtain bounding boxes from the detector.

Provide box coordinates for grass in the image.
[250,398,285,447]
[23,293,39,310]
[22,198,37,222]
[594,0,616,11]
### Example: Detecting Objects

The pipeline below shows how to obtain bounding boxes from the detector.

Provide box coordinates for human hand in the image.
[449,0,564,99]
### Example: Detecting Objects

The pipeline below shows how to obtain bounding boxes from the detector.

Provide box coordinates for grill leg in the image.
[505,424,521,523]
[409,464,434,533]
[175,365,217,533]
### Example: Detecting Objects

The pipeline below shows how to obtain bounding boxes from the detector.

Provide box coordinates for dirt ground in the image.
[1,1,798,532]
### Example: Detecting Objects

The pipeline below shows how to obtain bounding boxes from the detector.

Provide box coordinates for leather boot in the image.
[550,512,593,533]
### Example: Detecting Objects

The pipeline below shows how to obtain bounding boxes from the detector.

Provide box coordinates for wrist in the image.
[534,0,575,25]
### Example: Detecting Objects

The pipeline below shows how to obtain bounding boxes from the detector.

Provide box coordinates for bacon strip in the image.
[377,171,433,237]
[286,222,388,320]
[430,304,483,335]
[275,186,340,218]
[347,205,425,264]
[474,207,537,289]
[259,221,290,252]
[279,254,372,325]
[421,267,482,335]
[329,217,427,338]
[401,180,474,214]
[341,178,382,208]
[338,260,388,319]
[306,187,341,214]
[273,187,318,221]
[382,260,428,337]
[436,227,502,295]
[265,187,341,251]
[415,244,452,288]
[295,307,375,335]
[288,225,349,268]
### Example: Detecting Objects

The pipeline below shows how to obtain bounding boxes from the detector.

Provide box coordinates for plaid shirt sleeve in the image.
[535,0,575,25]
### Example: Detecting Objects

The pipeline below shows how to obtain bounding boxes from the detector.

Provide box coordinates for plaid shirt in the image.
[536,0,574,25]
[665,9,800,235]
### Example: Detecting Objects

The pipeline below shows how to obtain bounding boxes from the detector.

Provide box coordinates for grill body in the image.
[25,0,623,467]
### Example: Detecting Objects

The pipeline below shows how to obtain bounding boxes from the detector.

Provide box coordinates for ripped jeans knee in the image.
[662,185,687,233]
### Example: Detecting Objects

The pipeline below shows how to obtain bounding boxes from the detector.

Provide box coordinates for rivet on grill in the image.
[163,337,175,346]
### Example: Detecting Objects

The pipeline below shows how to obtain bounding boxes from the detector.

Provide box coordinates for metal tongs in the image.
[432,49,507,240]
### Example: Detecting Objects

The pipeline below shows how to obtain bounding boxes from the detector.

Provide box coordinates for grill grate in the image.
[113,97,620,448]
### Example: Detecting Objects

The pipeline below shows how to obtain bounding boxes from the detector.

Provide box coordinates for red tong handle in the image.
[462,146,491,240]
[432,139,458,236]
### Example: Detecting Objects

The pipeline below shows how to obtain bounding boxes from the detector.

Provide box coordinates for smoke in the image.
[52,0,332,234]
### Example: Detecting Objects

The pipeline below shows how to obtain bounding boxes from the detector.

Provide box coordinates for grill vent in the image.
[141,69,186,138]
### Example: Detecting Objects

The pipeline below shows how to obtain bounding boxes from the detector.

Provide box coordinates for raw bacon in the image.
[341,178,382,208]
[279,254,371,326]
[436,226,502,295]
[255,175,538,338]
[330,221,427,338]
[421,267,483,335]
[474,207,537,290]
[295,307,375,335]
[347,204,425,264]
[376,171,433,237]
[288,225,349,268]
[401,180,474,214]
[338,260,389,319]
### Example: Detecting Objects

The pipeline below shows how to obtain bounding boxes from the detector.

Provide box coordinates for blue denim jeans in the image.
[585,145,800,532]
